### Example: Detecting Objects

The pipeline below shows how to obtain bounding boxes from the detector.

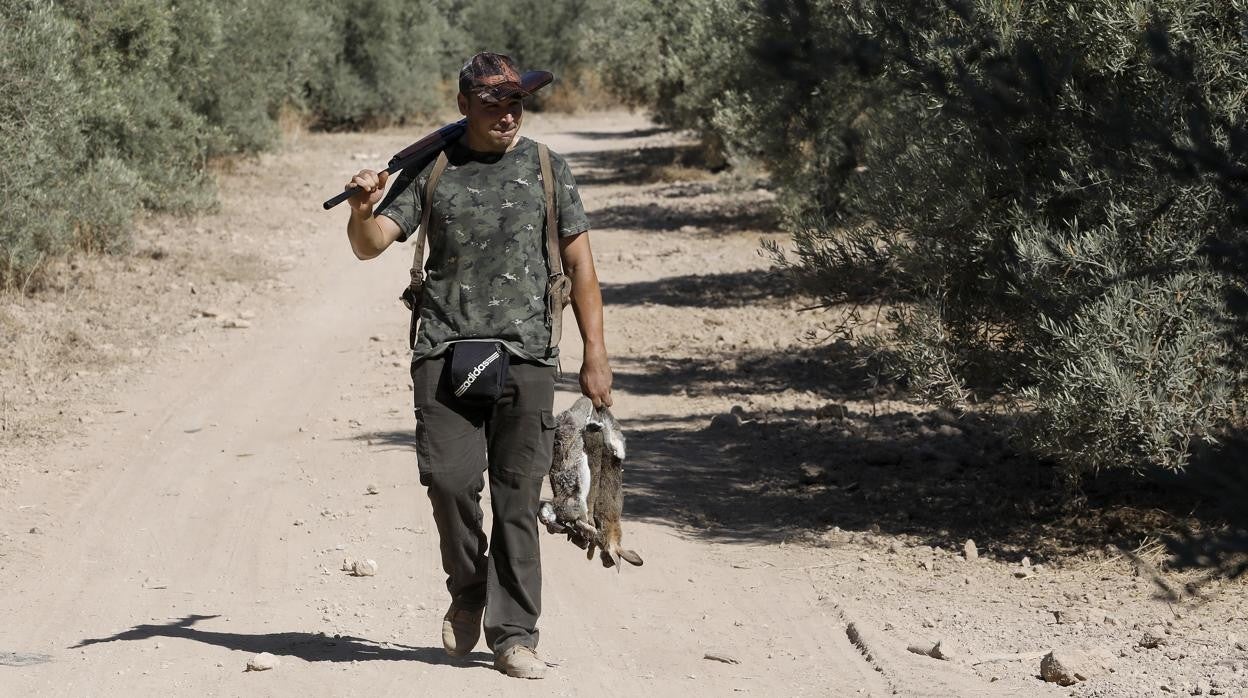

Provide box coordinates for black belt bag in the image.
[448,340,510,405]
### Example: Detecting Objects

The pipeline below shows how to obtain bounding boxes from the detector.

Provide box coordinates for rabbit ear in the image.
[619,549,644,567]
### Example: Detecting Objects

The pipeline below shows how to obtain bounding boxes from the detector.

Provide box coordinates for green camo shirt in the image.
[376,136,590,365]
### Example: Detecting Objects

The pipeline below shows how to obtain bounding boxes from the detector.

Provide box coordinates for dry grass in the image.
[0,219,278,456]
[540,69,621,113]
[650,164,717,183]
[276,101,311,146]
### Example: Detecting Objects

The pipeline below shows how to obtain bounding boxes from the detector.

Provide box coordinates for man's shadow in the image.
[72,614,492,668]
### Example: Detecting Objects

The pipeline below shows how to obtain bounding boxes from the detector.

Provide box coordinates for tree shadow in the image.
[608,345,1237,569]
[621,403,1236,565]
[567,127,670,141]
[590,198,779,234]
[346,430,417,452]
[601,269,796,308]
[72,614,493,667]
[1158,438,1248,588]
[567,144,723,187]
[612,341,886,402]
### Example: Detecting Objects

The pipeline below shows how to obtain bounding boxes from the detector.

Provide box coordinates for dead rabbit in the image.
[539,396,644,568]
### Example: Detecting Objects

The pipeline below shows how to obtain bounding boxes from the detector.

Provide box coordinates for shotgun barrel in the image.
[322,118,468,211]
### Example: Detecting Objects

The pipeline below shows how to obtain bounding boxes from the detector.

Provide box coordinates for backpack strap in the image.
[401,151,449,347]
[413,151,449,284]
[538,143,562,276]
[405,151,449,302]
[537,143,571,353]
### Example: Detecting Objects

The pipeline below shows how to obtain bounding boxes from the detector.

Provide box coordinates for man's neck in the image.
[462,131,522,155]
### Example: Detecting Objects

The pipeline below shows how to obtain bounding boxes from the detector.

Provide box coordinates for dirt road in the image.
[3,112,1234,697]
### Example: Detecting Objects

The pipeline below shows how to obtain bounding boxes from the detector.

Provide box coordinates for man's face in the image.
[458,90,524,151]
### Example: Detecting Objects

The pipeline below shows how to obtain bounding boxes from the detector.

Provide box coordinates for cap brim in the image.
[476,70,554,103]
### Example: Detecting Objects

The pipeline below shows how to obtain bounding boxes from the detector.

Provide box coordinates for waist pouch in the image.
[448,340,510,405]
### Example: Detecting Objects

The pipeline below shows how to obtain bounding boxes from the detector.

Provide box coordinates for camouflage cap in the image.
[459,52,554,103]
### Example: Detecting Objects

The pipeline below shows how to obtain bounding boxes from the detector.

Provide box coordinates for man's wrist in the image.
[583,342,608,362]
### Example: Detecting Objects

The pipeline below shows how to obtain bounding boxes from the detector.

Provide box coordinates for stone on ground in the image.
[1040,648,1109,686]
[246,652,280,672]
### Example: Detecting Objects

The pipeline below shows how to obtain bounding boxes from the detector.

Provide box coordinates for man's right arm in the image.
[345,169,403,260]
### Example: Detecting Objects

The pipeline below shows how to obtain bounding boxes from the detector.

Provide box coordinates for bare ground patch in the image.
[0,226,281,463]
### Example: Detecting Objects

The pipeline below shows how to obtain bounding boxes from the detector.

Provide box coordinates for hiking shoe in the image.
[493,644,547,679]
[441,604,484,657]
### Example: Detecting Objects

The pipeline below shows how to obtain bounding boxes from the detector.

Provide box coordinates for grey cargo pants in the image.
[411,355,556,655]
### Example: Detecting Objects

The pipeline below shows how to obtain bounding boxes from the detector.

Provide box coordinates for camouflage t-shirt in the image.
[376,136,590,365]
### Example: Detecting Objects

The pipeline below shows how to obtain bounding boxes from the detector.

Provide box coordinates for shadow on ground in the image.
[589,195,778,234]
[613,341,884,402]
[73,615,492,667]
[1159,439,1248,588]
[349,429,416,451]
[566,143,721,188]
[601,269,796,308]
[567,127,669,141]
[609,343,1243,572]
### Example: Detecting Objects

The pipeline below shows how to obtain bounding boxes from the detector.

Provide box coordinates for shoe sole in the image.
[493,664,546,679]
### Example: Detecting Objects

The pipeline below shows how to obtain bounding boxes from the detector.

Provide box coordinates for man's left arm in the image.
[560,232,612,408]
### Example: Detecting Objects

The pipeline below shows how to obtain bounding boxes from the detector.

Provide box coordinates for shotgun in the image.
[322,119,466,211]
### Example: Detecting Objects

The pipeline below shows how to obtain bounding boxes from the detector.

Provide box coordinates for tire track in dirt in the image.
[840,605,1034,697]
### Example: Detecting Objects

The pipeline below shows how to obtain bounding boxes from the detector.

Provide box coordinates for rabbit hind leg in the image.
[574,519,598,539]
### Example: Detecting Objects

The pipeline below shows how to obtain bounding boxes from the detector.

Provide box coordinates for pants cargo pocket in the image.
[492,408,557,483]
[414,406,434,487]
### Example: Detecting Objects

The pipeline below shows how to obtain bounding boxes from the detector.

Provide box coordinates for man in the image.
[342,52,612,679]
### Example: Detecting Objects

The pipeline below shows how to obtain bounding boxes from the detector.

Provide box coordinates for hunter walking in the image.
[342,52,611,679]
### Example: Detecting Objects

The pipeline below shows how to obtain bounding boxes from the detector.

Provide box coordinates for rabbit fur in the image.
[539,396,643,568]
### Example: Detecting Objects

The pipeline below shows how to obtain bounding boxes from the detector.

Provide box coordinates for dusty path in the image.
[0,112,1120,697]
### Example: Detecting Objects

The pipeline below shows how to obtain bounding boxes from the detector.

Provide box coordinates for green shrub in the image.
[1025,273,1231,476]
[168,0,327,154]
[59,0,216,214]
[808,1,1244,477]
[304,0,467,128]
[461,0,590,75]
[585,0,759,145]
[0,0,482,286]
[0,0,137,283]
[592,0,1248,479]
